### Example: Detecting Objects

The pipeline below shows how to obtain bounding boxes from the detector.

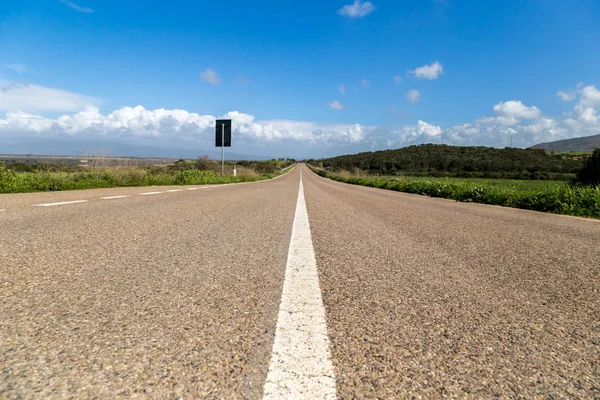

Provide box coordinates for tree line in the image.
[308,144,586,180]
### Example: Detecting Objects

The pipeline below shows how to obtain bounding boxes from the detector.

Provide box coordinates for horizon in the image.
[1,0,600,158]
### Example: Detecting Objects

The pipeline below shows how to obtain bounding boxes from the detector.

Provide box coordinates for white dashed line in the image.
[138,192,163,196]
[166,189,183,192]
[101,195,130,200]
[34,200,88,207]
[186,187,201,190]
[263,168,336,399]
[0,209,6,212]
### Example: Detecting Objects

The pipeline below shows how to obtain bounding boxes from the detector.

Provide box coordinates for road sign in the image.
[215,119,232,175]
[215,119,232,147]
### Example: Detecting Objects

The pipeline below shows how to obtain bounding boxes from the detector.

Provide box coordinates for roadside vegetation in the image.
[309,146,600,218]
[308,144,585,180]
[0,156,295,194]
[571,148,600,188]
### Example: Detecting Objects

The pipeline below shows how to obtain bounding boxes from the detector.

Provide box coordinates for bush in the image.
[573,148,600,187]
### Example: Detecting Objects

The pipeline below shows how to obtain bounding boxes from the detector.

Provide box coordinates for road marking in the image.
[166,189,183,192]
[186,187,200,190]
[0,209,6,212]
[263,168,336,400]
[138,192,162,195]
[101,195,130,200]
[34,200,88,207]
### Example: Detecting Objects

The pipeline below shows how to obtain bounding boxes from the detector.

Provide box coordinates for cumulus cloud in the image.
[200,68,220,85]
[393,76,402,84]
[387,120,441,147]
[337,0,375,18]
[405,90,421,104]
[478,100,542,126]
[360,79,370,88]
[2,81,600,157]
[580,85,600,108]
[0,82,97,112]
[329,100,345,110]
[410,61,443,80]
[59,0,93,13]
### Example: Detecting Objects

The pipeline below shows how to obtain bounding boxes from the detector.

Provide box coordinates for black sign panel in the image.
[215,119,232,147]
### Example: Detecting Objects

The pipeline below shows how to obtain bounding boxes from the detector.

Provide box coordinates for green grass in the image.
[0,165,291,194]
[313,169,600,219]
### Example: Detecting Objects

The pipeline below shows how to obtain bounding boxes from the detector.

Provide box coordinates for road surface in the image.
[1,165,599,398]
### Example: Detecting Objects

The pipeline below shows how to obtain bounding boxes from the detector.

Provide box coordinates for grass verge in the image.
[0,165,294,194]
[312,168,600,219]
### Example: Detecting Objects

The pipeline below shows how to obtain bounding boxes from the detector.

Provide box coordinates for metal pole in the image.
[221,123,225,175]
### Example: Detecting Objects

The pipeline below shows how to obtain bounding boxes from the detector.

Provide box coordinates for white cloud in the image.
[200,68,220,85]
[405,90,421,104]
[360,79,370,88]
[387,120,442,147]
[393,76,402,84]
[338,84,345,95]
[337,0,375,18]
[59,0,93,13]
[6,64,26,73]
[557,91,576,102]
[2,81,600,157]
[0,105,369,149]
[329,100,345,110]
[482,100,542,125]
[410,61,443,80]
[580,85,600,108]
[0,82,97,112]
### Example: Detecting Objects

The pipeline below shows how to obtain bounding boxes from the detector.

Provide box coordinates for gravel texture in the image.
[1,172,298,399]
[303,166,600,399]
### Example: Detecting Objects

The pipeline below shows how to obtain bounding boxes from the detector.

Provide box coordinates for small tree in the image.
[573,148,600,187]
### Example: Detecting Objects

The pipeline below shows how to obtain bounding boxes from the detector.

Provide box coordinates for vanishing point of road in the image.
[1,165,599,399]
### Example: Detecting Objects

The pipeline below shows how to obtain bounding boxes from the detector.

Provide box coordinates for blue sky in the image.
[1,0,600,158]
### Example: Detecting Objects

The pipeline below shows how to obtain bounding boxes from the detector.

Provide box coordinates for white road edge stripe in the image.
[34,200,88,207]
[101,195,130,200]
[166,189,183,192]
[138,192,163,195]
[263,168,337,400]
[186,188,200,190]
[0,209,6,212]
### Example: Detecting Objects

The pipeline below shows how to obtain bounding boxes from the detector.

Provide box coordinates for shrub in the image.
[573,148,600,187]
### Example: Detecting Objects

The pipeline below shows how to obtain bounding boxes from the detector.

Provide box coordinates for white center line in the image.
[34,200,88,207]
[166,189,183,192]
[138,192,163,196]
[101,195,130,200]
[263,168,337,400]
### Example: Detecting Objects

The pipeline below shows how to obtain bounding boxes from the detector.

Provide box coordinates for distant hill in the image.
[310,144,584,180]
[531,133,600,152]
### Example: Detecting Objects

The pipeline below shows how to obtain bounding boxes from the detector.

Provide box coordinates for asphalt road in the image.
[1,165,599,399]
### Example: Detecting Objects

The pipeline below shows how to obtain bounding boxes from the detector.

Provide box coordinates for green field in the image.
[0,160,294,194]
[313,169,600,219]
[400,176,567,191]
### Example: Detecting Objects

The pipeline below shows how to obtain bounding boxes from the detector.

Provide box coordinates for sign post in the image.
[215,119,232,175]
